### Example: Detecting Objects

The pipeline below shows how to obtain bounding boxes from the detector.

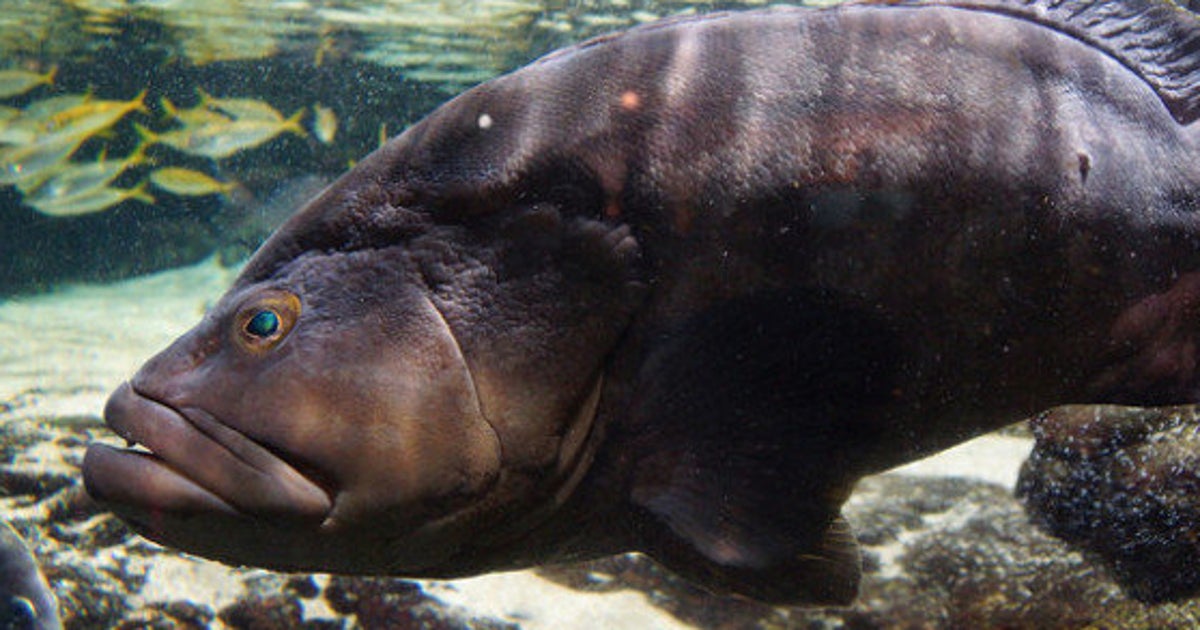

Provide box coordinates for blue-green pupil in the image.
[246,309,280,338]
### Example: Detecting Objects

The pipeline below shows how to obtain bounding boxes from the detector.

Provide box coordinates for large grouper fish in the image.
[82,0,1200,605]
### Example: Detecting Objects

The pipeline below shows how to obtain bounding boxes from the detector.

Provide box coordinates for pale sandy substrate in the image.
[0,257,1032,629]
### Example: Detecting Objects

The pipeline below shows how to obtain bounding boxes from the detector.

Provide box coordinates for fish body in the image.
[28,180,153,216]
[35,90,146,141]
[0,91,147,191]
[26,144,149,204]
[0,136,83,192]
[0,94,93,145]
[149,166,237,197]
[195,88,286,122]
[0,522,59,630]
[138,109,305,159]
[0,126,34,146]
[84,0,1200,605]
[21,93,92,122]
[160,97,232,128]
[312,104,337,144]
[0,66,55,100]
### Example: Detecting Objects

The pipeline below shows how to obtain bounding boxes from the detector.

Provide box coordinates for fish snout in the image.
[84,381,333,527]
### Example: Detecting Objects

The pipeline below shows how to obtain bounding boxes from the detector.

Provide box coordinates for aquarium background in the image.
[0,0,845,295]
[3,0,1200,628]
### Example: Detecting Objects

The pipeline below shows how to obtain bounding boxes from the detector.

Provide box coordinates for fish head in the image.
[0,522,60,630]
[84,268,501,572]
[83,134,648,575]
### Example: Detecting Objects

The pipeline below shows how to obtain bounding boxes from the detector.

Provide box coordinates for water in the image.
[0,0,812,295]
[2,0,1200,628]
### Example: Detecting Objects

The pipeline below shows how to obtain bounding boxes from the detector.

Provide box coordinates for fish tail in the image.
[224,180,252,204]
[133,122,160,146]
[195,86,216,108]
[283,109,308,138]
[127,180,155,206]
[160,97,180,120]
[126,138,155,168]
[129,89,150,115]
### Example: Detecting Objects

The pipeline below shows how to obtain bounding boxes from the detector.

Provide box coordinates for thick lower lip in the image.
[83,382,332,525]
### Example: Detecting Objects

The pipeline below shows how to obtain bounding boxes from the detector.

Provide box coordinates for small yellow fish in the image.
[312,104,337,144]
[0,91,148,188]
[313,28,337,68]
[0,94,93,145]
[137,109,306,159]
[27,143,150,202]
[21,92,92,121]
[161,96,231,127]
[0,134,82,191]
[196,88,285,122]
[0,66,56,100]
[27,180,153,217]
[149,166,237,197]
[0,123,35,146]
[41,90,147,138]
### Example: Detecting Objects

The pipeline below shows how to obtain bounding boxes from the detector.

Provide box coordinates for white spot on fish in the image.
[477,113,493,130]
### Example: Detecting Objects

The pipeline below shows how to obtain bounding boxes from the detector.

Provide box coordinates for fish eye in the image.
[245,309,281,338]
[235,290,300,352]
[4,596,36,626]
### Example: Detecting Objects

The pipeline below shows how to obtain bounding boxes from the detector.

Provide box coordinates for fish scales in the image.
[402,6,1191,220]
[84,0,1200,607]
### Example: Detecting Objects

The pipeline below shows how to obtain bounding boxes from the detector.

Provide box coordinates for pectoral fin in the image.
[635,482,863,606]
[625,290,890,604]
[631,435,862,604]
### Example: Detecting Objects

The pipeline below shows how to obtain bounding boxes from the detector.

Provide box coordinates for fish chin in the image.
[83,444,239,519]
[83,381,333,532]
[83,442,353,572]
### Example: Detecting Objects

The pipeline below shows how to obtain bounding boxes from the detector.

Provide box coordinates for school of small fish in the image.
[0,66,337,217]
[0,0,671,217]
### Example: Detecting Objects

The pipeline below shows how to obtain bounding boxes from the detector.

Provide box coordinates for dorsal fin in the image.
[877,0,1200,124]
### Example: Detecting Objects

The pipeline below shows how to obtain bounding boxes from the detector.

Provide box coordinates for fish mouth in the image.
[83,381,333,530]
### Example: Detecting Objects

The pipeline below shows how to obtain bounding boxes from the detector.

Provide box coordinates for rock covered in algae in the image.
[1019,404,1200,604]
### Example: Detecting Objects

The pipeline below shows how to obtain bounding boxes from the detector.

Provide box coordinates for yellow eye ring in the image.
[235,291,301,352]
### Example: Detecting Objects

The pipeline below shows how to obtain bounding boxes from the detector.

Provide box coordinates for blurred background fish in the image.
[195,87,285,122]
[0,522,59,630]
[312,103,337,144]
[24,144,149,210]
[136,107,305,159]
[149,166,240,198]
[0,91,145,194]
[26,180,152,217]
[0,66,54,99]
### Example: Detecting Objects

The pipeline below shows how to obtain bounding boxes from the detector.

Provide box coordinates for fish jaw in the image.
[83,381,333,532]
[80,279,512,574]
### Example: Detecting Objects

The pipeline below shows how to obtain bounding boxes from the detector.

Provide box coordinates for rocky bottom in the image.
[0,415,1194,629]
